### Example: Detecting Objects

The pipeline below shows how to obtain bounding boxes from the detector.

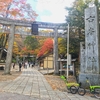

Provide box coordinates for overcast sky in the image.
[27,0,75,23]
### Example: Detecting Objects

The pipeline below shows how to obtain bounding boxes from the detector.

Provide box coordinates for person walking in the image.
[19,62,22,71]
[13,63,15,69]
[25,61,28,69]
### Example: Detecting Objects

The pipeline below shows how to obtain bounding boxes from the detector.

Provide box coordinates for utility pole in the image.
[67,23,69,79]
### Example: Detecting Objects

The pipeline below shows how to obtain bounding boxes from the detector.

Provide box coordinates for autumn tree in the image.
[20,35,39,58]
[0,33,8,60]
[24,36,39,50]
[0,0,38,20]
[58,38,67,58]
[37,38,53,57]
[12,34,24,56]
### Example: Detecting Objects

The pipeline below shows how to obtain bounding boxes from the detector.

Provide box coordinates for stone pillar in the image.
[79,6,100,87]
[53,27,59,74]
[80,42,86,73]
[85,6,99,74]
[4,24,15,74]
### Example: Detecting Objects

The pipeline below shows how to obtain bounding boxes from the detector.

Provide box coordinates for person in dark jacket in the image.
[19,62,22,71]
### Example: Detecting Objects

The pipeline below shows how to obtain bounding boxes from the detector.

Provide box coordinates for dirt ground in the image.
[44,75,68,92]
[44,75,93,97]
[0,70,22,81]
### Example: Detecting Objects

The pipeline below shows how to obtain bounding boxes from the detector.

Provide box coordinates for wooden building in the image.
[37,53,54,69]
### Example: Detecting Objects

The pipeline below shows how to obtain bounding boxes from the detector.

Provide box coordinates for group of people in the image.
[12,61,35,71]
[22,61,35,68]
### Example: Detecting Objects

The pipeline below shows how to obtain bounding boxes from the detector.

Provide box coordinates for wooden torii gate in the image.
[0,17,67,74]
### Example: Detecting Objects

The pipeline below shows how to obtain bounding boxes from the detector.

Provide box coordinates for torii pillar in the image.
[4,24,15,74]
[53,27,59,74]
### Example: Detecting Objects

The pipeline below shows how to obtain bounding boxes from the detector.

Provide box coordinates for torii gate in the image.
[0,17,67,74]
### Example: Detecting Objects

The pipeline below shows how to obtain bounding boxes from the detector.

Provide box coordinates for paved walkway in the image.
[0,68,98,100]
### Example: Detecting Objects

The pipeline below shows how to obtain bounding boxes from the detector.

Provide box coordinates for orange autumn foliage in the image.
[21,47,34,55]
[37,38,53,57]
[0,0,38,21]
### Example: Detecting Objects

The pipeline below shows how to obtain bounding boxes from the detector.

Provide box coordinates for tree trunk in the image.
[4,24,15,74]
[0,50,3,60]
[0,33,9,60]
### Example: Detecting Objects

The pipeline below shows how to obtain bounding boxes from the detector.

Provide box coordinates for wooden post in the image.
[47,56,49,74]
[4,24,15,74]
[60,61,63,75]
